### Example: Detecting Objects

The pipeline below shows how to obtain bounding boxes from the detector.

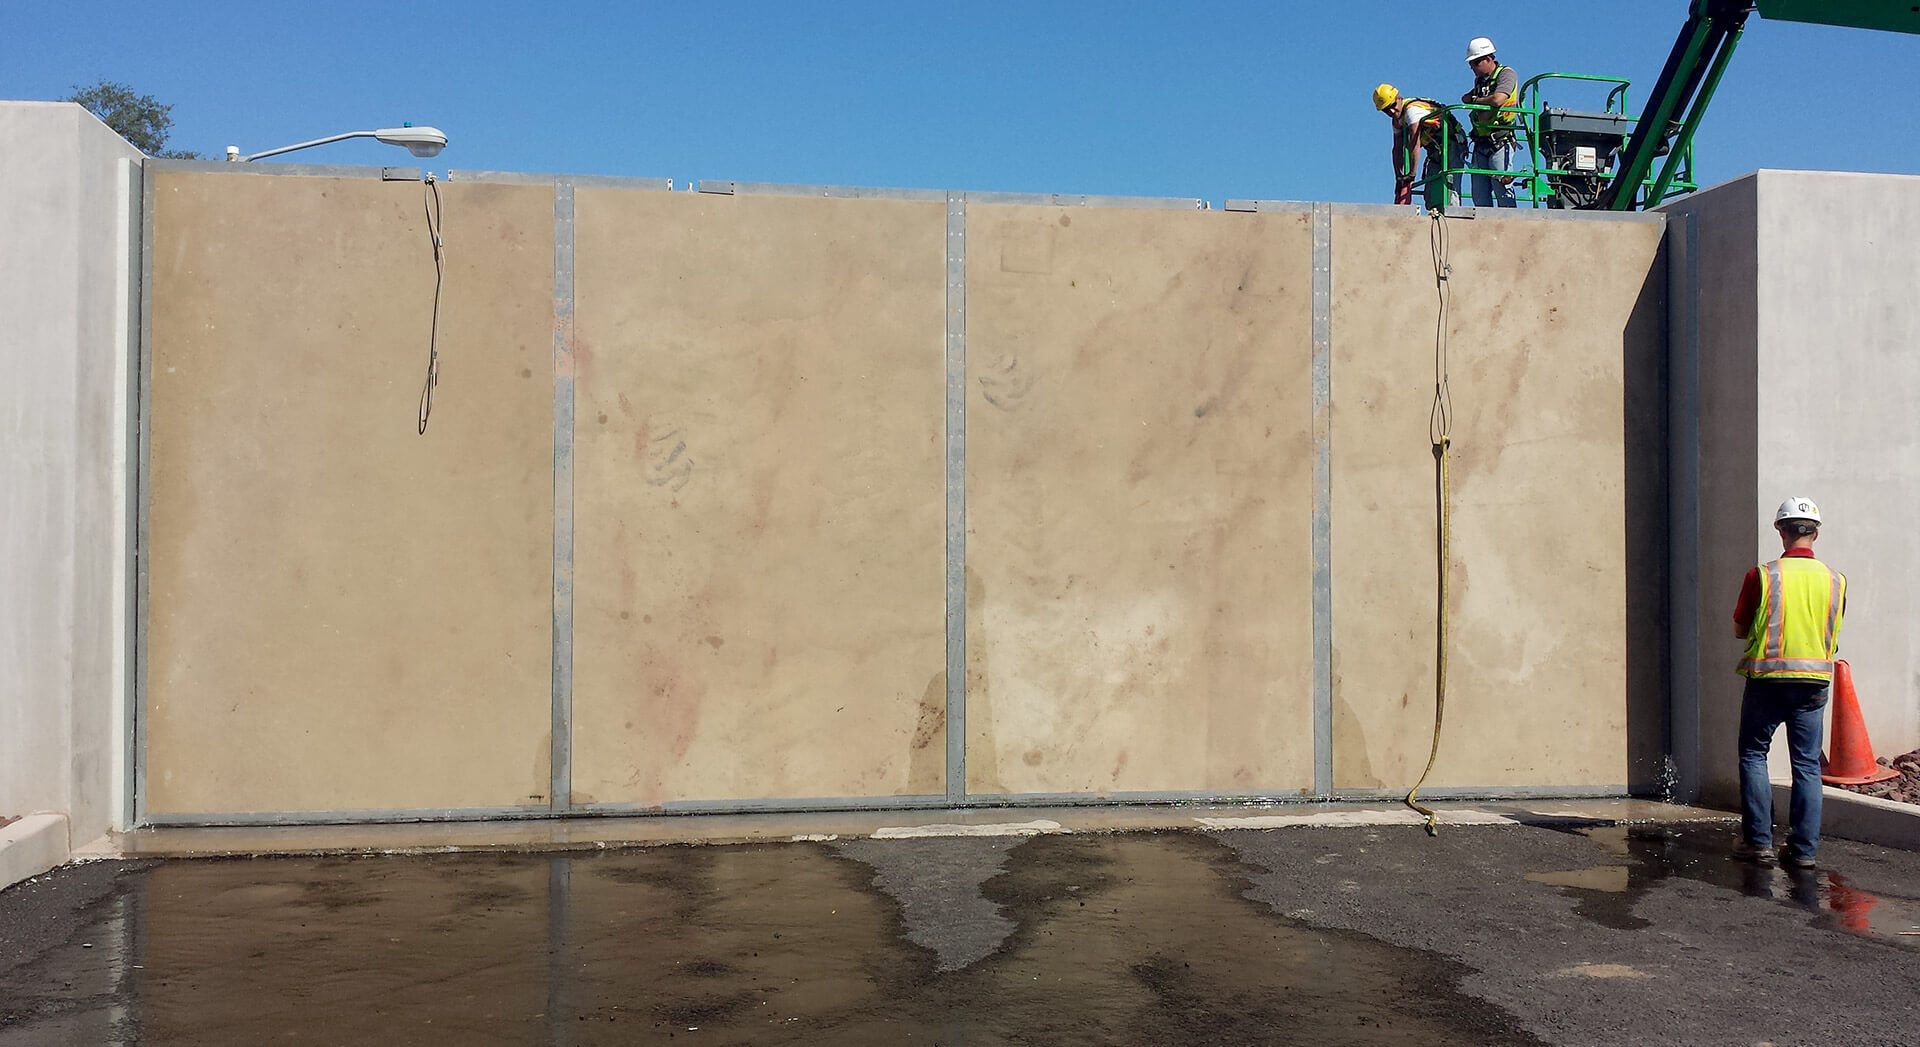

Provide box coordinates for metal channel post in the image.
[945,191,969,803]
[550,181,577,814]
[1310,202,1335,797]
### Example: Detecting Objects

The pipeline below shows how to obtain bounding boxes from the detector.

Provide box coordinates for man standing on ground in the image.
[1462,37,1520,207]
[1732,497,1847,868]
[1374,83,1463,210]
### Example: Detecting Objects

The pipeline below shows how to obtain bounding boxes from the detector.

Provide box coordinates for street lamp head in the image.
[373,126,448,158]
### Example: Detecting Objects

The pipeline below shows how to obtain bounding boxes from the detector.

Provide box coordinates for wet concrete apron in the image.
[1,822,1916,1045]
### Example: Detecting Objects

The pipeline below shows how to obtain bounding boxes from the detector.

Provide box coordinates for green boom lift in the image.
[1593,0,1920,209]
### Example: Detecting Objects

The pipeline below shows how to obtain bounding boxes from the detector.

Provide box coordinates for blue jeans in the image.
[1738,678,1829,861]
[1471,138,1517,207]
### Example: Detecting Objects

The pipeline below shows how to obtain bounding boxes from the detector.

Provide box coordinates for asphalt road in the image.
[1,820,1915,1045]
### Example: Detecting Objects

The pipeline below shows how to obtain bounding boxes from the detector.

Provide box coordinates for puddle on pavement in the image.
[1526,823,1920,942]
[0,833,1546,1046]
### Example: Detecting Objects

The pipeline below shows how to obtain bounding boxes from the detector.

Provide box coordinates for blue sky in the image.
[4,2,1913,205]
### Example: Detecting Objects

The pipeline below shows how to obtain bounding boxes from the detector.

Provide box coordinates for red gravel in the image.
[1837,747,1920,805]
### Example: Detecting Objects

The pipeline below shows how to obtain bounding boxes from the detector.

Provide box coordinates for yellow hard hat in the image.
[1373,83,1400,111]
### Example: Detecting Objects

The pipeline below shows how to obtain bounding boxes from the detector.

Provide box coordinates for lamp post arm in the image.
[239,130,376,162]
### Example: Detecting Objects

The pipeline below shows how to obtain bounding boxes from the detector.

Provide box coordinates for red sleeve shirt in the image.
[1732,547,1819,635]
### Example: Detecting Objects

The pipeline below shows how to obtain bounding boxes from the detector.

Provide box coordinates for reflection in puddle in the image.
[1526,865,1629,893]
[0,835,1550,1046]
[1527,824,1920,942]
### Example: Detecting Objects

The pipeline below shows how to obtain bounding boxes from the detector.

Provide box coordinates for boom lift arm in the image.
[1597,0,1755,210]
[1599,0,1920,210]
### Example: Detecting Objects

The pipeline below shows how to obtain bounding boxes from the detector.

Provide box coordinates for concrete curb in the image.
[1772,781,1920,851]
[78,799,1731,860]
[0,814,71,892]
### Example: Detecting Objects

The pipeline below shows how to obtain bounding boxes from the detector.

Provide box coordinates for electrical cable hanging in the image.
[1405,209,1454,836]
[417,174,445,435]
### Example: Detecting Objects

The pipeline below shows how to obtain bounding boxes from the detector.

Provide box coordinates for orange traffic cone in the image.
[1822,660,1900,785]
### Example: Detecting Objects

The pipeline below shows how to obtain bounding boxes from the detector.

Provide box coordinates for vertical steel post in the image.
[550,181,577,814]
[944,191,968,803]
[1311,202,1334,796]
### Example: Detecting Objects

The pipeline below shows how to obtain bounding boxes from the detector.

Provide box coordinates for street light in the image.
[225,125,448,162]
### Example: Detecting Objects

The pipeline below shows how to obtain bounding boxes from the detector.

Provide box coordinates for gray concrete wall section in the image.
[0,103,140,851]
[1661,176,1759,808]
[1754,171,1920,766]
[1675,169,1920,808]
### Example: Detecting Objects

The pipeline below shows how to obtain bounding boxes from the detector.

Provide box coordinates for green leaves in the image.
[65,78,199,158]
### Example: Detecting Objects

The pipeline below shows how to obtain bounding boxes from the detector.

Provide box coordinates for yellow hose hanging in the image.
[1406,211,1454,836]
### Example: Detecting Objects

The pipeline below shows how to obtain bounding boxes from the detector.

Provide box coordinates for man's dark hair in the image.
[1779,519,1819,537]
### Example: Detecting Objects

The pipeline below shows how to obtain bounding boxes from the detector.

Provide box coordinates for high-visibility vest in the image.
[1738,557,1846,682]
[1470,65,1517,135]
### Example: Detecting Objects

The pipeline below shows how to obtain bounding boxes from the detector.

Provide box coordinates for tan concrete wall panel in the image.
[569,190,947,805]
[145,172,556,814]
[964,205,1315,795]
[1330,213,1663,789]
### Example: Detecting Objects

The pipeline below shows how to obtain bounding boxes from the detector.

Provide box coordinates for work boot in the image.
[1777,847,1817,869]
[1731,841,1775,864]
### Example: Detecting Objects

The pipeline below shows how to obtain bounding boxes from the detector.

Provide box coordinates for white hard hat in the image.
[1466,37,1497,61]
[1774,496,1822,526]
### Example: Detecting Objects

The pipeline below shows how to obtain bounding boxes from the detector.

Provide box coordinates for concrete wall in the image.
[132,169,1669,822]
[1,103,141,861]
[964,204,1315,796]
[1331,212,1667,792]
[144,171,557,816]
[1672,170,1920,806]
[569,189,948,807]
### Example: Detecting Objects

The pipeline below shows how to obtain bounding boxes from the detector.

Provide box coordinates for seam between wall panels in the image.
[1311,203,1334,798]
[550,181,576,814]
[945,192,968,802]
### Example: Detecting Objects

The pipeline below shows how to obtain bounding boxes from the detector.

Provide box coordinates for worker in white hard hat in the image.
[1460,37,1520,207]
[1373,83,1464,210]
[1729,496,1847,868]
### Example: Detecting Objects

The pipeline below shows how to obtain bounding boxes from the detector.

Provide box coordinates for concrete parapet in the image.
[0,814,72,893]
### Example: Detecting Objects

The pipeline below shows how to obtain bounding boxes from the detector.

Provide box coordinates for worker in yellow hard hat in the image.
[1374,83,1464,209]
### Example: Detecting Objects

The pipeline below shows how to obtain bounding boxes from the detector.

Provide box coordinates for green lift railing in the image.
[1409,72,1698,211]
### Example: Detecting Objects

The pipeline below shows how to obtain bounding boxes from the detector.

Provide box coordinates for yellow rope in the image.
[1406,211,1454,837]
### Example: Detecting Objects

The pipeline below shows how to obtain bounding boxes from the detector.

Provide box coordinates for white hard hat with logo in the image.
[1774,496,1822,526]
[1466,37,1497,61]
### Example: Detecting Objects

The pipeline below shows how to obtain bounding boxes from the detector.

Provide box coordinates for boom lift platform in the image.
[1416,0,1919,211]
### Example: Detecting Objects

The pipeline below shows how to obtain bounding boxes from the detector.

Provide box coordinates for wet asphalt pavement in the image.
[1,821,1917,1046]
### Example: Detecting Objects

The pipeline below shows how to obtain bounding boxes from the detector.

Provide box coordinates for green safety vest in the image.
[1738,557,1846,682]
[1470,65,1517,136]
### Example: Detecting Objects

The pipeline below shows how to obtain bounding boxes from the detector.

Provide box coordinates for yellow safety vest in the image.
[1401,99,1465,166]
[1738,557,1846,681]
[1470,65,1517,135]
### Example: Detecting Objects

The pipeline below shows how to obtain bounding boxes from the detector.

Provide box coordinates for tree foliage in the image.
[65,79,200,158]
